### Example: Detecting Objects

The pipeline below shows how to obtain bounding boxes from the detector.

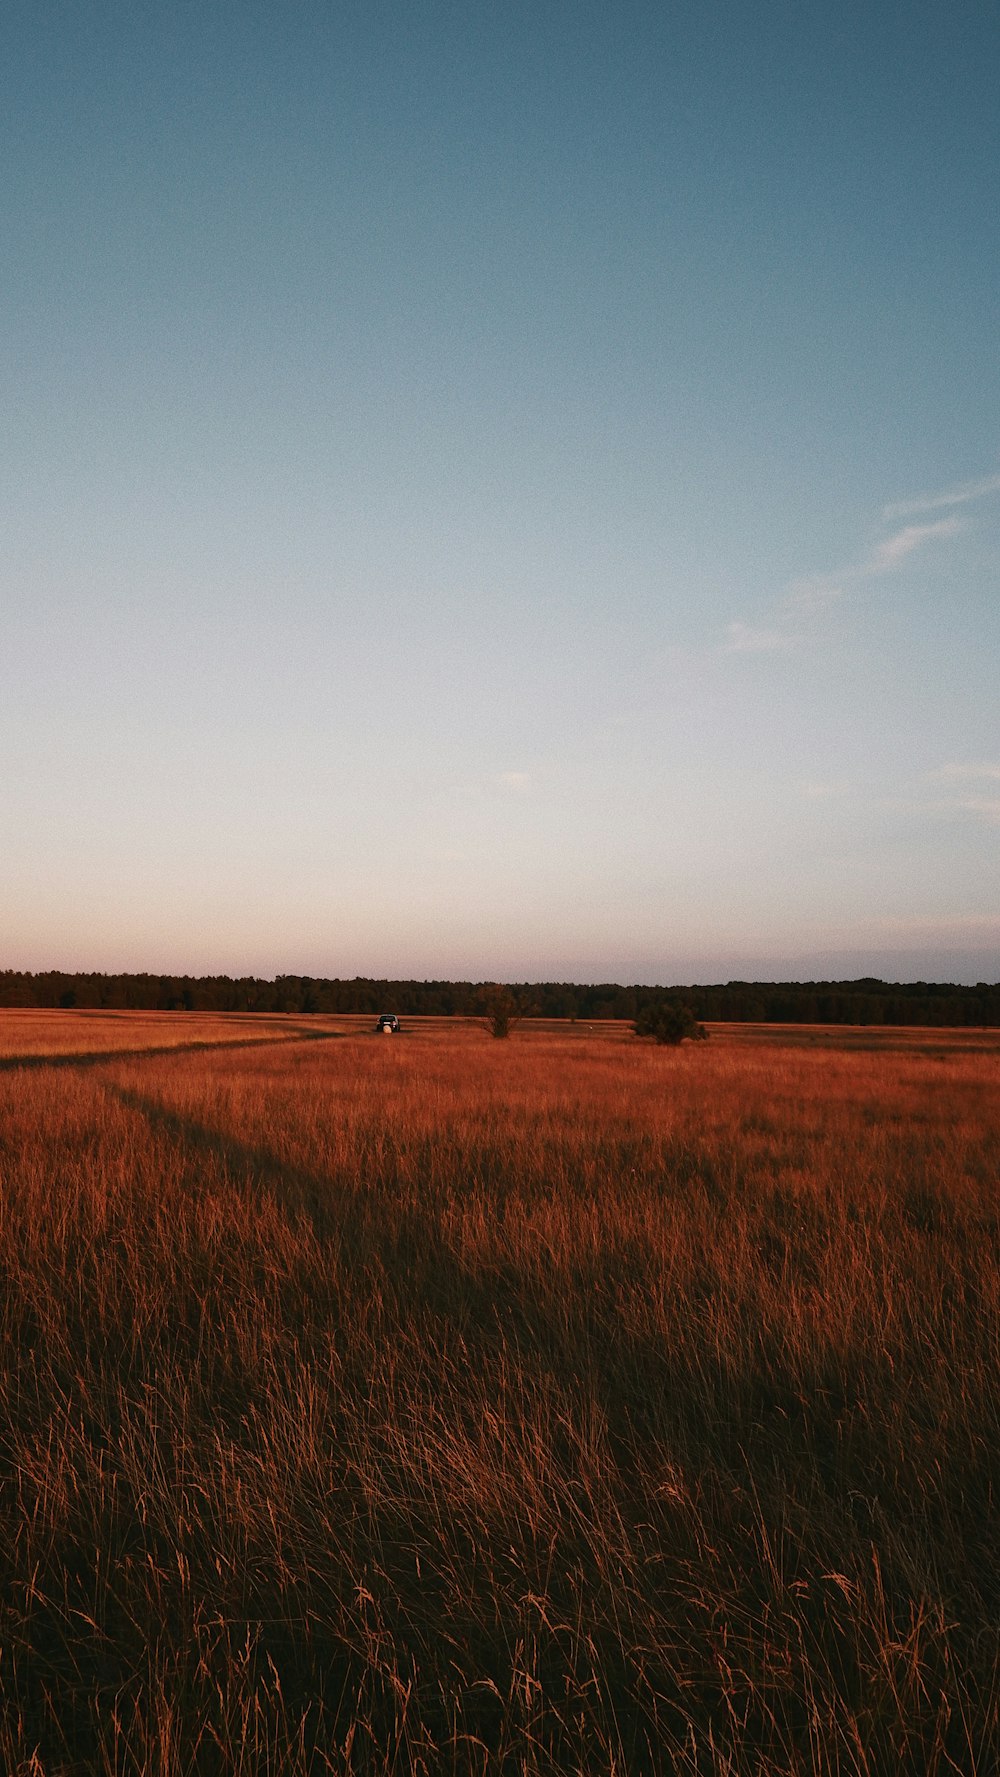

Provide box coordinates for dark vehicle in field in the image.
[375,1013,401,1034]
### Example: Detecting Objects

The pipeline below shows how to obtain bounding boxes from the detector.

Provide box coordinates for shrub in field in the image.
[634,998,709,1044]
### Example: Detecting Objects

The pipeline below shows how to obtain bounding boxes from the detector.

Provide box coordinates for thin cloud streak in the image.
[788,515,964,605]
[866,913,1000,938]
[782,579,845,615]
[730,471,985,659]
[928,762,1000,784]
[883,472,1000,521]
[954,796,1000,824]
[870,517,963,569]
[800,779,850,799]
[750,509,965,654]
[723,621,795,654]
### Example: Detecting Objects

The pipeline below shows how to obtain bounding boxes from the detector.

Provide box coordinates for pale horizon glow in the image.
[2,2,998,987]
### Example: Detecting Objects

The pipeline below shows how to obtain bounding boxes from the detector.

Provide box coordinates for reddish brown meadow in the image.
[0,1012,998,1774]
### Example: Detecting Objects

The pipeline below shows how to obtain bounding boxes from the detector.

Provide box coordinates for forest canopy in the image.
[1,971,998,1027]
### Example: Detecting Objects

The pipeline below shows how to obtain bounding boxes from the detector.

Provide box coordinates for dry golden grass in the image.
[0,1008,336,1060]
[0,1016,997,1774]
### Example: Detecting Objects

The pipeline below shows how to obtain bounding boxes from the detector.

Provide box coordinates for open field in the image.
[0,1015,998,1774]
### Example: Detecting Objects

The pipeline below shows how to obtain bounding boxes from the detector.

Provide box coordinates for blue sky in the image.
[3,1,998,983]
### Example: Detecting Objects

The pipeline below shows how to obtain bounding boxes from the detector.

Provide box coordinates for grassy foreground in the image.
[0,1015,998,1774]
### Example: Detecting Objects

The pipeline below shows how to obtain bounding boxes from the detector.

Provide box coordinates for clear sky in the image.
[3,0,998,984]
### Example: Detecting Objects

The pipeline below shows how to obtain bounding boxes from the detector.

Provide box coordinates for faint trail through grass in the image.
[0,1028,346,1073]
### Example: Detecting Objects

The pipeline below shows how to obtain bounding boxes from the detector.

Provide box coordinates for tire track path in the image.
[0,1028,347,1073]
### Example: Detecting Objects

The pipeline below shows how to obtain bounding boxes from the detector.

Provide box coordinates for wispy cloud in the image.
[782,579,846,615]
[494,770,531,790]
[883,472,1000,521]
[724,621,795,654]
[787,516,964,607]
[727,472,983,659]
[928,762,1000,784]
[921,764,1000,824]
[869,516,963,570]
[868,913,1000,938]
[952,796,1000,824]
[800,779,850,799]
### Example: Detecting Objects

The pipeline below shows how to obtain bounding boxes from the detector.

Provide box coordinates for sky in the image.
[3,0,998,985]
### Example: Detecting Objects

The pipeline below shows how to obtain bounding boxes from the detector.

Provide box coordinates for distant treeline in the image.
[2,970,999,1026]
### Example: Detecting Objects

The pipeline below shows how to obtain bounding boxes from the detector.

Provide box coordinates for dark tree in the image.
[474,984,530,1038]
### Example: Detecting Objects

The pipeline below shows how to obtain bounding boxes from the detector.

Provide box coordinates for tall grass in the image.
[0,1008,325,1060]
[0,1019,997,1773]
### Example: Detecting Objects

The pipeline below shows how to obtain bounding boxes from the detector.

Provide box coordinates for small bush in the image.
[634,999,709,1044]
